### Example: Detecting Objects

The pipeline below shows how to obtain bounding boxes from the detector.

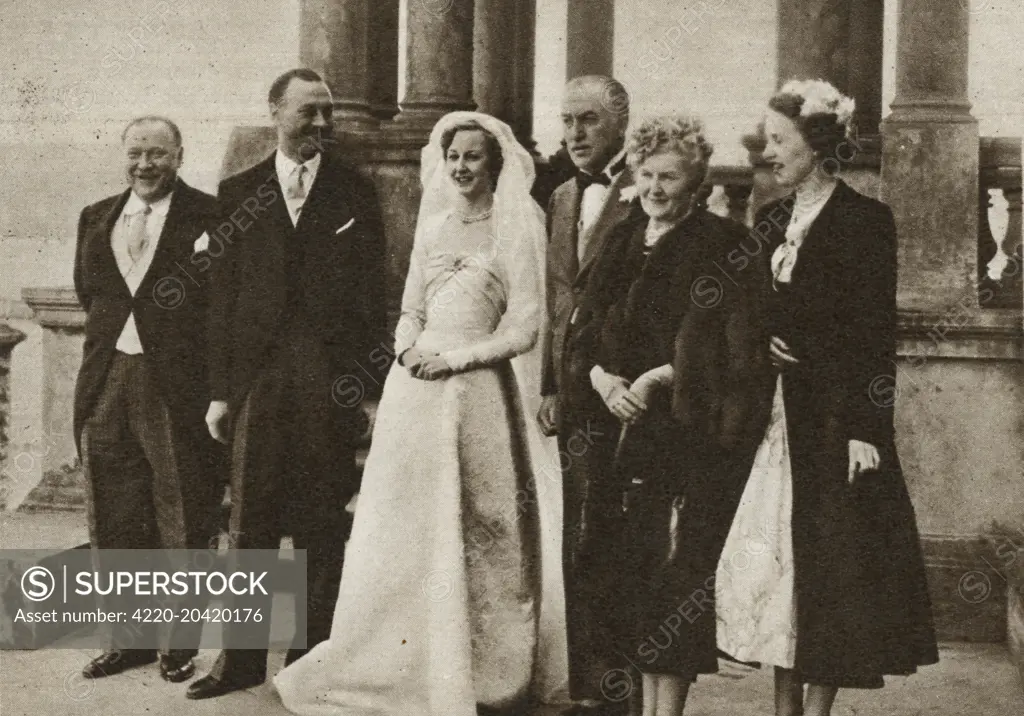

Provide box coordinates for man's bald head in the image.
[560,75,630,173]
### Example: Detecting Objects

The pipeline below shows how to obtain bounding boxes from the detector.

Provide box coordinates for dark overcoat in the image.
[570,204,773,677]
[749,180,938,687]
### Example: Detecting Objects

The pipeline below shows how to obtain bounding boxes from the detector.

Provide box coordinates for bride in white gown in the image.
[273,112,569,715]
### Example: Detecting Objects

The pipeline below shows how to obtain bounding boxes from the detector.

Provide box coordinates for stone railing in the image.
[700,138,1022,320]
[0,324,27,508]
[705,165,759,226]
[979,137,1022,309]
[11,286,381,515]
[14,288,85,511]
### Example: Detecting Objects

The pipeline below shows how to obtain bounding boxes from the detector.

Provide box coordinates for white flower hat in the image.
[779,78,856,134]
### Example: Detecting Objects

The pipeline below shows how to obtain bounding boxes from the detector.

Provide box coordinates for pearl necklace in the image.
[792,175,837,215]
[454,207,493,224]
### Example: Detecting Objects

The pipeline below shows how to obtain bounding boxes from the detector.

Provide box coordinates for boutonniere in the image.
[193,232,210,252]
[619,185,638,203]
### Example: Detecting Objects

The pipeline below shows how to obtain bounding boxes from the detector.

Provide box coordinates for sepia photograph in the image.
[0,1,1022,714]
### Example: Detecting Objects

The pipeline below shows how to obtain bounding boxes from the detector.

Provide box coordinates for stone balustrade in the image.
[0,323,27,508]
[13,288,85,511]
[979,137,1022,309]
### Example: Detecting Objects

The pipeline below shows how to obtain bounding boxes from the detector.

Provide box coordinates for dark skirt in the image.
[781,369,939,688]
[608,398,750,677]
[790,442,939,687]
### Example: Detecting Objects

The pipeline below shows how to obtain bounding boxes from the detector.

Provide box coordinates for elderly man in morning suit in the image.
[73,116,224,684]
[537,75,636,716]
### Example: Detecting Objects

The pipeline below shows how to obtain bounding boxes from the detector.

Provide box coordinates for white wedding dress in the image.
[273,207,569,715]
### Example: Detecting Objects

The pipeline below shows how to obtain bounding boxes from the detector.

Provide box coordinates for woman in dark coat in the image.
[569,115,771,715]
[715,79,939,716]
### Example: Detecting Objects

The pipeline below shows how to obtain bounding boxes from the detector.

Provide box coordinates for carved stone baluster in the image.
[999,184,1022,308]
[723,183,754,227]
[978,182,997,303]
[1,323,27,506]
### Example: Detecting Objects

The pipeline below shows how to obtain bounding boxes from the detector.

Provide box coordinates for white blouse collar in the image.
[771,175,838,285]
[792,173,838,216]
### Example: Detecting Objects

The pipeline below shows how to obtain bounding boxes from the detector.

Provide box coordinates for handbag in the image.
[615,420,688,568]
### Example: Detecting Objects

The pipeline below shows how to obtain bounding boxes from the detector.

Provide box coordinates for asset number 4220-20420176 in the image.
[130,608,264,623]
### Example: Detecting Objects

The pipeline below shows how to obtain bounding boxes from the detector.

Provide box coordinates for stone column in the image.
[565,0,614,80]
[368,0,400,121]
[510,0,537,151]
[473,0,514,125]
[880,0,978,311]
[776,0,884,136]
[299,0,378,127]
[396,0,476,126]
[473,0,536,149]
[845,0,884,137]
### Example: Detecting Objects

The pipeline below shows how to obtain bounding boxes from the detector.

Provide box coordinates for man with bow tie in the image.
[538,75,636,716]
[73,116,224,684]
[188,68,385,700]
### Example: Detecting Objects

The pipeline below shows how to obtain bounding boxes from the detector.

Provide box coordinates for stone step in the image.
[12,464,87,512]
[0,543,95,649]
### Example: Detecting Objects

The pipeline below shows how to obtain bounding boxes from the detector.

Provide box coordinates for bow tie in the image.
[576,171,611,190]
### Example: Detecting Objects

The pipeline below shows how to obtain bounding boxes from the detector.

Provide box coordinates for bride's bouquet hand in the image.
[400,347,428,372]
[415,353,453,381]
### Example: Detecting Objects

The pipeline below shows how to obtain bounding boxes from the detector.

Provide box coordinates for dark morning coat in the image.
[568,203,773,676]
[751,179,938,687]
[541,168,639,701]
[541,168,634,400]
[206,150,386,419]
[72,179,220,451]
[203,150,386,680]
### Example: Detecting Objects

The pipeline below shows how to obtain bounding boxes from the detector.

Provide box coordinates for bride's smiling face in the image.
[446,130,492,201]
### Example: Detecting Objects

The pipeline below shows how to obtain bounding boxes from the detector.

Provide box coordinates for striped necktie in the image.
[127,204,152,263]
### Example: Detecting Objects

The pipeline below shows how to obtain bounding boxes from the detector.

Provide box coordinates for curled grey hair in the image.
[626,115,713,190]
[565,75,630,125]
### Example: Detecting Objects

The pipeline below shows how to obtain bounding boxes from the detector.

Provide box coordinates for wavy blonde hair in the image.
[626,115,713,190]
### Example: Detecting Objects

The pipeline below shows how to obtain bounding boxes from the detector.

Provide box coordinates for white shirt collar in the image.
[578,147,627,183]
[603,147,627,181]
[275,150,322,182]
[123,190,173,217]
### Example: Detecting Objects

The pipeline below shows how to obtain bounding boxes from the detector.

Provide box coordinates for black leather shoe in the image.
[159,653,196,683]
[185,673,263,700]
[81,649,157,679]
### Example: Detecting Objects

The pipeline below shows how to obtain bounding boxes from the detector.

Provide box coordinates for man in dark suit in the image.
[187,68,385,700]
[537,76,636,715]
[73,116,224,684]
